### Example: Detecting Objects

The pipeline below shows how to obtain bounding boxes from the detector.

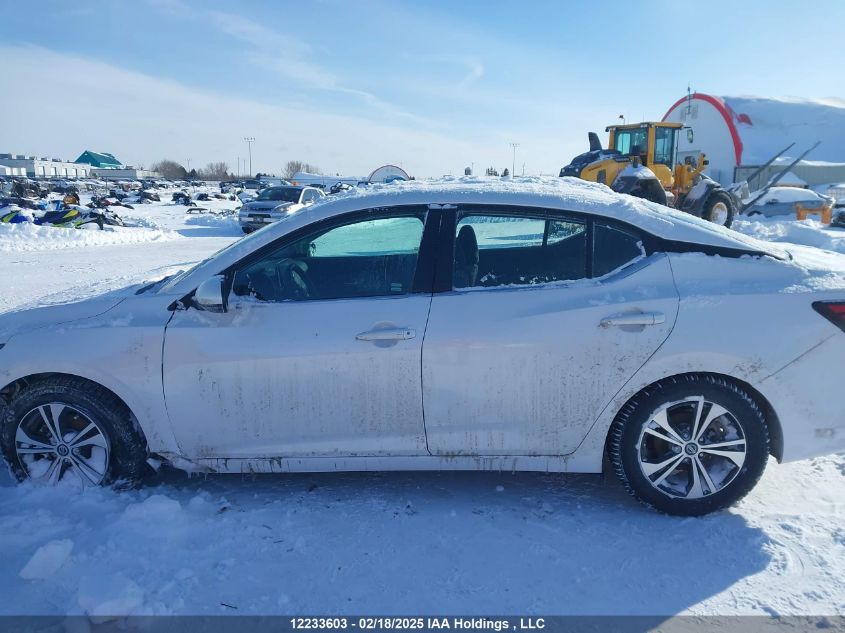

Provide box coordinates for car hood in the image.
[242,201,294,212]
[0,284,143,344]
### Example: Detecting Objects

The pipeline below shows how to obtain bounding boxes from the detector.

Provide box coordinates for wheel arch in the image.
[602,371,783,462]
[0,372,150,451]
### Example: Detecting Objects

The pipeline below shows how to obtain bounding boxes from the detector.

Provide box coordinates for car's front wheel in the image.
[608,374,769,516]
[1,377,147,488]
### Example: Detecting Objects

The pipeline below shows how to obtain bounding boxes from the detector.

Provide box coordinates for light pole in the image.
[244,137,255,177]
[509,143,520,178]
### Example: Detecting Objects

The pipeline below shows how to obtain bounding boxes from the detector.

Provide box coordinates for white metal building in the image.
[0,154,93,179]
[0,164,27,177]
[91,167,161,180]
[662,94,845,188]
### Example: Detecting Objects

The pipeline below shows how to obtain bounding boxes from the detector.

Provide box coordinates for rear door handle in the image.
[356,328,416,341]
[600,312,665,327]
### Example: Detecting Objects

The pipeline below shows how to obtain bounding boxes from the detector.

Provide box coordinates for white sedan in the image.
[1,178,844,515]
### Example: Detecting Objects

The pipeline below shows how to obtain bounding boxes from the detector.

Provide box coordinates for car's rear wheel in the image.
[608,374,769,516]
[1,377,147,488]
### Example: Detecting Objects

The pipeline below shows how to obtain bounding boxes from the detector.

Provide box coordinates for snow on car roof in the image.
[163,176,787,295]
[311,176,785,254]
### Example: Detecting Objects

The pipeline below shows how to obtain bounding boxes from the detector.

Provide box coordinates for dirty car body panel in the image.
[1,179,843,475]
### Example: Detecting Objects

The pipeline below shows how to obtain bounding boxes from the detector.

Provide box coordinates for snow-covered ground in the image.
[0,184,844,617]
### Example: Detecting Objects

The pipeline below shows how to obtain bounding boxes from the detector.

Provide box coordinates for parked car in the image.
[238,185,325,233]
[744,186,835,218]
[1,180,843,515]
[241,179,263,190]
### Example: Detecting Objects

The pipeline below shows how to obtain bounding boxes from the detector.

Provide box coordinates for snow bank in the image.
[733,216,845,255]
[1,458,844,616]
[0,223,180,253]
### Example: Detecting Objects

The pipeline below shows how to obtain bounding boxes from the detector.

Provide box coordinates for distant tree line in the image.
[150,159,231,181]
[150,158,323,181]
[282,160,322,179]
[150,158,323,180]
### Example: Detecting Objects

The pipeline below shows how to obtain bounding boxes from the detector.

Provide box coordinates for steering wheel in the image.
[276,259,313,301]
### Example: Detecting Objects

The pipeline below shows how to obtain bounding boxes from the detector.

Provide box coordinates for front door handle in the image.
[600,312,665,328]
[356,327,416,341]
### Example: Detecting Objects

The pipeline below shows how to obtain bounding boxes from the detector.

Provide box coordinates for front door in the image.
[163,210,434,459]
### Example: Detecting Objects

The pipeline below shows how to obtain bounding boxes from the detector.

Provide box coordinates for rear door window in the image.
[592,222,645,277]
[454,213,587,289]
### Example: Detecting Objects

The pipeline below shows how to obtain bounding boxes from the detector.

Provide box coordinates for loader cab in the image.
[606,122,682,189]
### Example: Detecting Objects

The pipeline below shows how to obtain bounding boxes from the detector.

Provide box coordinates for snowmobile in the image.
[329,181,354,195]
[89,195,134,210]
[172,191,192,205]
[1,203,123,229]
[0,205,30,224]
[36,205,125,229]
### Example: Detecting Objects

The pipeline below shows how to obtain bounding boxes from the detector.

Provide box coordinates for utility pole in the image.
[244,137,255,177]
[509,143,520,178]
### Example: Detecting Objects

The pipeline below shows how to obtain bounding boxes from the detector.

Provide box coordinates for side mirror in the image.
[193,275,227,312]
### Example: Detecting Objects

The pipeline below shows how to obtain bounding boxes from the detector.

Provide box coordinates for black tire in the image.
[1,377,148,487]
[242,227,253,234]
[703,191,735,228]
[608,374,769,516]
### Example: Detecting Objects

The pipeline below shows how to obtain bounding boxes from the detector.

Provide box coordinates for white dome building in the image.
[662,94,845,189]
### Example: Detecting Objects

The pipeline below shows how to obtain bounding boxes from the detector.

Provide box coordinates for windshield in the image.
[614,128,648,157]
[256,187,302,202]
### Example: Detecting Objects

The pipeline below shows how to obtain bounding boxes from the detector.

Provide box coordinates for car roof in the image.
[165,177,786,295]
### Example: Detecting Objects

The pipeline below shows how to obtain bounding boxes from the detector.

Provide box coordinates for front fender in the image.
[0,298,180,455]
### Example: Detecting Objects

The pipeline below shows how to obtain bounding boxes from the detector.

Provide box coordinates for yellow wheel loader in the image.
[560,122,737,227]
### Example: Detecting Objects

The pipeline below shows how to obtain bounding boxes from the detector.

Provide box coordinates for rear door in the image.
[422,206,679,456]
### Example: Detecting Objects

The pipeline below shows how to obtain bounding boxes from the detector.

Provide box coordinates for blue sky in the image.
[1,0,843,177]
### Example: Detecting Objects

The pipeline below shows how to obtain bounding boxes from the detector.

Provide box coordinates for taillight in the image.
[813,301,845,332]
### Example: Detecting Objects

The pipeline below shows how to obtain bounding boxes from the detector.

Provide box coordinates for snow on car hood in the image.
[242,200,294,212]
[0,284,139,344]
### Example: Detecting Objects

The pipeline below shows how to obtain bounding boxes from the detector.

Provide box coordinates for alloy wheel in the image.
[14,402,110,486]
[637,397,746,499]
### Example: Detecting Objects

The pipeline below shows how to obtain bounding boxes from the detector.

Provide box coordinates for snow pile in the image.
[0,457,843,616]
[733,216,845,255]
[746,186,832,206]
[0,222,180,253]
[18,539,73,580]
[184,213,239,229]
